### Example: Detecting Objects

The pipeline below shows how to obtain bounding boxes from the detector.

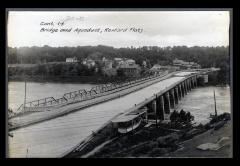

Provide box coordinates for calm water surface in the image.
[8,82,95,111]
[176,86,231,124]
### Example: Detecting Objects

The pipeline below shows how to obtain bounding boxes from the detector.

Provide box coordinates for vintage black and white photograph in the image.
[7,9,232,158]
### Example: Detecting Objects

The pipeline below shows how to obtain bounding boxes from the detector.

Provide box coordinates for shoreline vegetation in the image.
[65,112,231,158]
[8,75,132,84]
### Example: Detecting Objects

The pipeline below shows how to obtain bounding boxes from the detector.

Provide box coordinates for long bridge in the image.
[8,68,219,158]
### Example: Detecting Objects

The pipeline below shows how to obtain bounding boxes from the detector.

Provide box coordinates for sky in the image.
[7,11,230,48]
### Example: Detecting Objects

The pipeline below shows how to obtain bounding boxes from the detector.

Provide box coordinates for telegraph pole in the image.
[24,81,27,112]
[214,90,217,117]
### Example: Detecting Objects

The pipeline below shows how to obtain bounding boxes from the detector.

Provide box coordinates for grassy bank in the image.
[65,113,231,158]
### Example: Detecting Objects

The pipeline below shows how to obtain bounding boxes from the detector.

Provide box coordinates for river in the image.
[8,82,95,112]
[175,85,231,125]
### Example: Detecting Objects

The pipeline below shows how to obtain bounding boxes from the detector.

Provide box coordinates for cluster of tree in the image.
[170,109,194,124]
[8,63,100,77]
[8,45,229,83]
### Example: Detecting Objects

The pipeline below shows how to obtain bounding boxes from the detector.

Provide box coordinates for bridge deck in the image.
[8,73,192,157]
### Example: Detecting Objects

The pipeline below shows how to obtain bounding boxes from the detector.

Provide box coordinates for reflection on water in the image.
[8,82,94,111]
[176,86,231,124]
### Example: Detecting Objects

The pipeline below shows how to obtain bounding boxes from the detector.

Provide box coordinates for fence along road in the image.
[8,72,193,158]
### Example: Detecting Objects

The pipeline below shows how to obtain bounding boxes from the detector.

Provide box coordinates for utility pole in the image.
[24,81,27,112]
[214,90,217,117]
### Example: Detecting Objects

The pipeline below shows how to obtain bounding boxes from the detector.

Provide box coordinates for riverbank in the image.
[8,75,134,84]
[65,113,231,158]
[163,120,232,158]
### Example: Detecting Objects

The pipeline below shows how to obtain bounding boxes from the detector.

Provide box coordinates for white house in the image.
[125,59,135,66]
[150,64,161,71]
[66,57,78,63]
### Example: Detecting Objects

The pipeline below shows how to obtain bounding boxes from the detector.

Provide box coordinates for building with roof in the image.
[150,64,162,75]
[66,57,78,63]
[173,58,201,69]
[102,60,113,69]
[82,59,96,68]
[125,59,136,66]
[118,64,141,77]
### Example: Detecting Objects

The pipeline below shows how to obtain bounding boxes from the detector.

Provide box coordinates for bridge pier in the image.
[180,84,184,98]
[156,95,165,121]
[159,92,170,122]
[151,100,157,124]
[181,83,186,97]
[192,77,195,88]
[178,84,183,99]
[189,79,192,91]
[164,92,171,114]
[147,94,172,122]
[187,79,190,92]
[181,82,184,97]
[191,78,194,89]
[194,76,198,87]
[193,76,196,87]
[185,80,189,93]
[174,86,179,105]
[188,79,191,91]
[169,89,176,109]
[191,78,193,89]
[159,95,165,120]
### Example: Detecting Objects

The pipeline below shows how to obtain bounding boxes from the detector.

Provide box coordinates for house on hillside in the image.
[82,59,96,68]
[125,59,135,66]
[118,64,141,77]
[173,58,201,69]
[150,64,162,75]
[66,57,78,63]
[113,58,124,68]
[101,57,113,69]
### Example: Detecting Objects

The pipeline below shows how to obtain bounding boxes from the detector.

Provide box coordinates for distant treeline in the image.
[8,63,98,77]
[8,63,138,84]
[7,45,230,84]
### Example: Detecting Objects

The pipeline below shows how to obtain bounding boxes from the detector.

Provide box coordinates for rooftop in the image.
[111,114,139,123]
[112,108,147,123]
